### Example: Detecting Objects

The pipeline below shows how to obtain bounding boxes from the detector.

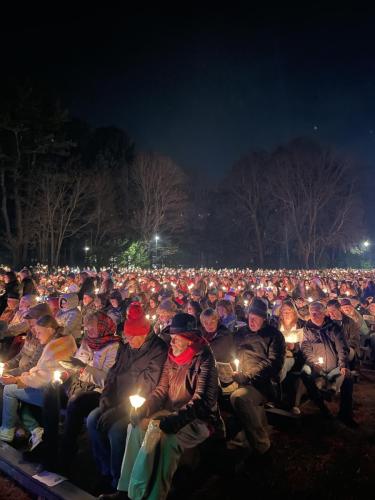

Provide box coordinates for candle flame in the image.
[129,394,146,409]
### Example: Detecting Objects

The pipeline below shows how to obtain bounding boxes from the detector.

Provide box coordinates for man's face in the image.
[125,334,148,349]
[309,307,325,326]
[248,313,264,333]
[368,303,375,316]
[171,334,191,356]
[201,316,218,334]
[208,294,217,303]
[341,305,354,317]
[327,305,342,321]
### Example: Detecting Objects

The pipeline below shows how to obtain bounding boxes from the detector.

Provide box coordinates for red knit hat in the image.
[124,302,150,336]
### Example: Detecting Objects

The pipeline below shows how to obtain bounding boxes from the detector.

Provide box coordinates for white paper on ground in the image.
[32,470,67,487]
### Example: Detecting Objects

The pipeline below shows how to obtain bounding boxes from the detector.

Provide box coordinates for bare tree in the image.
[130,152,188,242]
[33,161,93,265]
[224,152,276,267]
[271,140,364,267]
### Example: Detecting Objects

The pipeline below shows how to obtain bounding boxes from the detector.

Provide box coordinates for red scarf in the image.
[168,337,207,366]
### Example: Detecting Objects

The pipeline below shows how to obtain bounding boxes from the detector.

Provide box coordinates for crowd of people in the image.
[0,265,374,500]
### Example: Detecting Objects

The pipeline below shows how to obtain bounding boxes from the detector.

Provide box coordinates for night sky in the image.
[2,5,375,181]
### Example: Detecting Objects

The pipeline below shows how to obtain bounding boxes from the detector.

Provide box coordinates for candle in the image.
[345,291,350,297]
[285,333,298,344]
[53,370,62,384]
[234,358,240,371]
[318,357,324,365]
[146,314,150,320]
[129,394,146,409]
[152,315,157,321]
[244,300,249,307]
[0,362,4,377]
[95,288,99,294]
[307,297,313,303]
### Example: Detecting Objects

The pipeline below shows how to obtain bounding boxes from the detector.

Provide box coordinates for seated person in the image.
[0,314,76,443]
[327,299,360,369]
[275,299,306,414]
[230,298,285,461]
[301,301,357,427]
[99,313,219,500]
[56,293,83,339]
[24,311,120,472]
[87,302,168,488]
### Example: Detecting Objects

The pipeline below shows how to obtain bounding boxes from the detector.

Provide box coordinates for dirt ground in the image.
[1,370,375,500]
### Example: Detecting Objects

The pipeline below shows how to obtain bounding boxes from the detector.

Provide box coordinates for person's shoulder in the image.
[149,333,169,352]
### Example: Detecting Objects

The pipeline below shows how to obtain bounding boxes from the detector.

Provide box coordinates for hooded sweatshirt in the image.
[56,293,83,339]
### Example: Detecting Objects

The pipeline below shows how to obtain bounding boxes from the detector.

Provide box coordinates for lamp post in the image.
[154,235,160,267]
[84,246,90,266]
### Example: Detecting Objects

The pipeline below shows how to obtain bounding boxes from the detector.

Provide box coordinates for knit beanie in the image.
[248,297,268,319]
[124,302,150,336]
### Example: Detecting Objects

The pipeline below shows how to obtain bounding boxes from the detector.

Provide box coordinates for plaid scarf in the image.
[86,312,120,351]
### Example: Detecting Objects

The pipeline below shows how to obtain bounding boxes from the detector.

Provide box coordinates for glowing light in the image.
[318,357,324,366]
[234,358,240,371]
[53,370,62,384]
[129,394,146,409]
[0,362,4,377]
[307,297,313,303]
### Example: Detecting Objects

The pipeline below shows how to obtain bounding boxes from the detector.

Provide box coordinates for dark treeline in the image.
[0,85,366,269]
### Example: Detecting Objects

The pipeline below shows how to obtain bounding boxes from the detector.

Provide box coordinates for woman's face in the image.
[110,298,119,308]
[280,305,296,324]
[149,299,156,309]
[85,318,99,338]
[35,325,54,345]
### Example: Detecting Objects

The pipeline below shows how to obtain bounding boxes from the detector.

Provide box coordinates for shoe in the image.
[0,426,16,443]
[28,426,44,451]
[291,406,301,416]
[98,492,129,500]
[337,414,359,429]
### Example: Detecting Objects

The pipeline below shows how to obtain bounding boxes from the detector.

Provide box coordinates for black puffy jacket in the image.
[301,317,349,373]
[99,333,168,413]
[145,344,219,433]
[234,323,286,397]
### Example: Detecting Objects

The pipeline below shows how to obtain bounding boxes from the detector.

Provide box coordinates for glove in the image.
[69,356,87,368]
[159,415,181,434]
[233,372,249,385]
[96,407,121,433]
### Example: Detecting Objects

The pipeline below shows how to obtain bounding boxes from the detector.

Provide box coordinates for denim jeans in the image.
[2,384,44,429]
[86,406,129,487]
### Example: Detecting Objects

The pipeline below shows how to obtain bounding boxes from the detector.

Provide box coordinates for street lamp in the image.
[363,240,370,248]
[84,246,90,265]
[154,235,160,266]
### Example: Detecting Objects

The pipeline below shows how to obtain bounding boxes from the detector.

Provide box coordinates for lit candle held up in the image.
[0,362,4,377]
[234,358,240,371]
[318,357,324,366]
[53,370,62,384]
[129,394,146,410]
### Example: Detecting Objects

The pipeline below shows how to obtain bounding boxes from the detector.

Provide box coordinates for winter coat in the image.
[73,338,120,391]
[20,332,77,388]
[81,300,97,324]
[301,317,349,373]
[20,277,37,297]
[201,324,235,363]
[334,316,361,357]
[56,293,82,339]
[78,277,95,301]
[6,331,44,376]
[6,295,39,338]
[145,344,220,433]
[234,323,286,398]
[99,333,168,413]
[0,281,20,315]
